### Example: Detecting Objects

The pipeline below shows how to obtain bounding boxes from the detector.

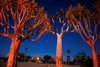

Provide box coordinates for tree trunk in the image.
[91,45,99,67]
[56,34,63,67]
[7,38,21,67]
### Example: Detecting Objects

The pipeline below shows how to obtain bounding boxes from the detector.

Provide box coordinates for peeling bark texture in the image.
[56,35,63,67]
[91,45,99,67]
[7,38,21,67]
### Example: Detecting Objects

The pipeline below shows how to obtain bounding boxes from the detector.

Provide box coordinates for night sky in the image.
[0,0,100,62]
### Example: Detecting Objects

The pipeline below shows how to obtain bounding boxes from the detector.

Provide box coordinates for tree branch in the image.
[59,18,63,32]
[27,20,43,34]
[52,18,58,33]
[0,31,12,39]
[19,6,26,25]
[82,15,91,39]
[0,32,8,37]
[78,31,91,46]
[0,20,12,39]
[27,29,46,42]
[49,30,57,36]
[63,22,66,28]
[2,11,8,26]
[72,15,90,40]
[94,34,100,43]
[10,7,18,26]
[62,26,70,33]
[70,19,89,44]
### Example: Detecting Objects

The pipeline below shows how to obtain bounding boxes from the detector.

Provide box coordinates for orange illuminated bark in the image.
[7,38,21,67]
[71,18,100,67]
[49,10,71,67]
[56,34,62,67]
[91,43,99,67]
[66,2,100,67]
[0,0,50,67]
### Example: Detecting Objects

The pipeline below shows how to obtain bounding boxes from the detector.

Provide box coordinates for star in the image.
[70,38,72,39]
[49,0,51,2]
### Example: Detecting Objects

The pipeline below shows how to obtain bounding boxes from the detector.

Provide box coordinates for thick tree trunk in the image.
[56,35,63,67]
[7,38,21,67]
[91,45,99,67]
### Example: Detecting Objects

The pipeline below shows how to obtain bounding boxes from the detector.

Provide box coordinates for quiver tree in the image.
[49,9,74,67]
[66,1,100,67]
[0,0,50,67]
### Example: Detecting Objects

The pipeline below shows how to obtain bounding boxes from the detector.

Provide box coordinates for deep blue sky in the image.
[0,0,100,62]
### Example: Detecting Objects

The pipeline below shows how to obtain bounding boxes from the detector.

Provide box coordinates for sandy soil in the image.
[0,60,87,67]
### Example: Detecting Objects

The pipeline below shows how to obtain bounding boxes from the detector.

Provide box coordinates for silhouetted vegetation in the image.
[44,55,51,63]
[74,50,87,66]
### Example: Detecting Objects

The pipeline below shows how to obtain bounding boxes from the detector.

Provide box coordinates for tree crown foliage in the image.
[74,50,87,63]
[0,0,51,42]
[65,1,100,45]
[67,50,70,54]
[43,55,51,61]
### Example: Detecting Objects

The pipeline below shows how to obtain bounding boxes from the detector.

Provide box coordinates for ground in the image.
[0,59,87,67]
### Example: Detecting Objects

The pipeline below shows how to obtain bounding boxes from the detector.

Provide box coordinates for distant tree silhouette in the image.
[67,49,70,64]
[26,55,32,59]
[67,50,70,54]
[49,9,74,67]
[25,55,32,62]
[18,53,25,60]
[74,50,87,67]
[66,1,100,67]
[0,0,50,67]
[44,55,51,63]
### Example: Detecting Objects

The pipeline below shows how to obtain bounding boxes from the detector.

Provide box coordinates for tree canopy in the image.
[0,0,51,42]
[44,55,51,61]
[74,50,87,63]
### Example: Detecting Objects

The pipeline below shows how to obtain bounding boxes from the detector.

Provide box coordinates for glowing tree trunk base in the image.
[56,35,63,67]
[91,45,99,67]
[7,38,20,67]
